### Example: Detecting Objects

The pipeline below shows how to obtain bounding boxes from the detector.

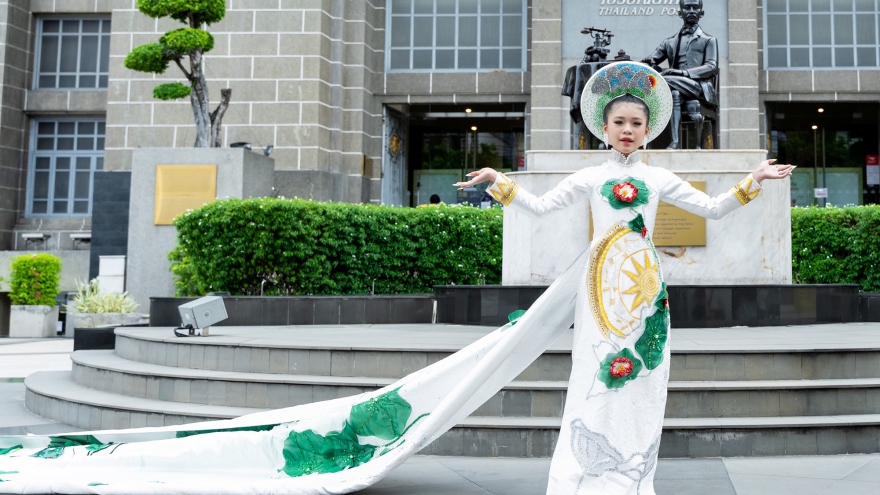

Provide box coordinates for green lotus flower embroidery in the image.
[601,177,650,209]
[281,388,427,478]
[599,348,643,389]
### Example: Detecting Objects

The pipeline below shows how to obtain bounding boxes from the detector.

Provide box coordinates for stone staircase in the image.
[25,325,880,458]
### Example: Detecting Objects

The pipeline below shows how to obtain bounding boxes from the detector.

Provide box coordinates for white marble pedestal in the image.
[502,150,792,286]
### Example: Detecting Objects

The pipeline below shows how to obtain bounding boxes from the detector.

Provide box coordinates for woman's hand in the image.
[753,159,795,183]
[454,168,498,189]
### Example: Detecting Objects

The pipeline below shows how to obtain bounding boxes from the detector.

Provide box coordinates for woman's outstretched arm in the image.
[455,167,591,218]
[658,160,795,220]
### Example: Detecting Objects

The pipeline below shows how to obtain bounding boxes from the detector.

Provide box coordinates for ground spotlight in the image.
[175,296,228,337]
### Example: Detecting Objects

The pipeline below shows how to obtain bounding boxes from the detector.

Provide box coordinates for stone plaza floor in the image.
[0,335,878,495]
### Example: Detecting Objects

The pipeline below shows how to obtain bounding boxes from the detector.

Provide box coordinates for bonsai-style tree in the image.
[124,0,230,148]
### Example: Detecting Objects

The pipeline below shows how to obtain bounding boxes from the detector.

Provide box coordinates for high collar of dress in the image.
[609,149,643,167]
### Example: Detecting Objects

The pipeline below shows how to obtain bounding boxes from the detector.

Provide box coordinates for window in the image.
[387,0,527,71]
[28,119,105,217]
[765,0,880,68]
[36,18,111,89]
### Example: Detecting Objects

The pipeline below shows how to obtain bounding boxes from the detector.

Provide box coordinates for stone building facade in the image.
[0,0,878,331]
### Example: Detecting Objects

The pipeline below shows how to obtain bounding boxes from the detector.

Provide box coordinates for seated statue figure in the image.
[642,0,718,149]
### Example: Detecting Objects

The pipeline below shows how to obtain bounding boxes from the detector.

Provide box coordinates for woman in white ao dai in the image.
[464,62,794,494]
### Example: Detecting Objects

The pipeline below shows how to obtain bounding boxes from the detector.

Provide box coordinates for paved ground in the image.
[1,334,879,494]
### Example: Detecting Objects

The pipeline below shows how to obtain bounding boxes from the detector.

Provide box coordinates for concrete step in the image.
[114,328,880,382]
[26,371,880,458]
[72,351,880,418]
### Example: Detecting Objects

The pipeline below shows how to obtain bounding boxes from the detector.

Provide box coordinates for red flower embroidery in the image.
[641,227,648,238]
[610,357,634,378]
[648,74,657,89]
[612,182,639,203]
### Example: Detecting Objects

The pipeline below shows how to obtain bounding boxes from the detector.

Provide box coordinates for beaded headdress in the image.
[580,61,673,145]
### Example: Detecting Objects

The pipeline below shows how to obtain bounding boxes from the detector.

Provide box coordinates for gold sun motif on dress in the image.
[621,251,661,313]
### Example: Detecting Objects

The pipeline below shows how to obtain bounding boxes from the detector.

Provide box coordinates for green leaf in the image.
[160,27,214,54]
[628,213,646,234]
[47,435,104,448]
[136,0,226,25]
[635,308,669,370]
[508,309,526,325]
[176,423,280,438]
[153,82,192,100]
[31,447,66,459]
[124,43,172,74]
[281,422,377,477]
[349,388,412,440]
[0,445,22,456]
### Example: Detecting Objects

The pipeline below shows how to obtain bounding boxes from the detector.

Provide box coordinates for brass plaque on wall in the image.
[653,180,707,247]
[154,165,217,225]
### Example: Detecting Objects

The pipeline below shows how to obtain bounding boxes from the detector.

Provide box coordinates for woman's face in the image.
[602,102,650,156]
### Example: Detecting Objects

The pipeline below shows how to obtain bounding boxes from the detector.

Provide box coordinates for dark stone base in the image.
[150,285,873,329]
[73,328,116,351]
[434,284,867,328]
[150,295,435,327]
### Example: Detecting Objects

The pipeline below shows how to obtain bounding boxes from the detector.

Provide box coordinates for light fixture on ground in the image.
[812,125,818,130]
[818,108,824,113]
[174,295,228,337]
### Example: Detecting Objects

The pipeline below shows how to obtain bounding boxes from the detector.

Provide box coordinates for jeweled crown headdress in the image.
[580,62,673,144]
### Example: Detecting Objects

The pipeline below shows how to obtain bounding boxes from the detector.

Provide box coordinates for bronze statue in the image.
[642,0,718,149]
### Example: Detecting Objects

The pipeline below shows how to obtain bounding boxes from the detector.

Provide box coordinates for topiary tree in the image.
[124,0,230,148]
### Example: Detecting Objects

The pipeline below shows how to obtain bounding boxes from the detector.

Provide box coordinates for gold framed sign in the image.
[154,165,217,225]
[653,180,707,247]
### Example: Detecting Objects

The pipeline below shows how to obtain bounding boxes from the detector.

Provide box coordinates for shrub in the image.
[169,198,503,296]
[64,279,140,314]
[2,254,62,305]
[791,205,880,291]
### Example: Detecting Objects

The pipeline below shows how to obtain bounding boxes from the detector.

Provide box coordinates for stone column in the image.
[0,0,33,250]
[725,0,761,150]
[528,0,568,152]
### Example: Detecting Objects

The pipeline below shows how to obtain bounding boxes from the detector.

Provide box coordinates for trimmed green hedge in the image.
[1,253,62,305]
[170,198,503,296]
[792,205,880,291]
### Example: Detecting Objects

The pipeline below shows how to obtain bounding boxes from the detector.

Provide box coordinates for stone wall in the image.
[0,0,35,250]
[105,0,384,203]
[726,0,761,150]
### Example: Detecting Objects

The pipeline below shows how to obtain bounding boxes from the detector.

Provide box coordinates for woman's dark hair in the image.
[603,94,650,124]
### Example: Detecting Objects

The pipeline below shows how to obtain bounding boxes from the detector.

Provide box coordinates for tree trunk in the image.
[210,89,232,148]
[189,48,211,148]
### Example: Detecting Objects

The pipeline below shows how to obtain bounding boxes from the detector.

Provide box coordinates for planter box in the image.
[65,312,142,339]
[10,305,59,338]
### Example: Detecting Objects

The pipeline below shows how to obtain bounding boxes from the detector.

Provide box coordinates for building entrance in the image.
[767,102,880,207]
[404,104,525,207]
